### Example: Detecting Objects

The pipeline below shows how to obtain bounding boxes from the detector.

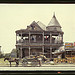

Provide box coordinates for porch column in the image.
[62,34,63,43]
[64,46,66,58]
[50,47,52,59]
[20,32,23,58]
[50,33,52,44]
[21,32,22,39]
[20,32,23,43]
[58,33,61,43]
[42,46,44,55]
[20,47,22,58]
[16,46,18,58]
[29,31,30,43]
[29,46,30,58]
[43,32,44,44]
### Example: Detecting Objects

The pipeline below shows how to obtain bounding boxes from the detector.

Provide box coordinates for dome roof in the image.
[47,13,61,27]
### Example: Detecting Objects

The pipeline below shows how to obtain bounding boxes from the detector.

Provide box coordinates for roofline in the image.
[16,29,64,34]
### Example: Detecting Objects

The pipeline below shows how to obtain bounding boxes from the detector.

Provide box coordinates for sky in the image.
[0,4,75,53]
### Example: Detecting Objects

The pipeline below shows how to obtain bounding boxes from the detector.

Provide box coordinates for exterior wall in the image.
[16,45,62,58]
[22,48,29,57]
[30,48,42,55]
[20,48,43,58]
[30,34,43,43]
[22,48,42,57]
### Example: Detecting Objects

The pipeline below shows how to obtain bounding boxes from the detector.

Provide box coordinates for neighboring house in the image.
[15,13,64,59]
[5,53,11,58]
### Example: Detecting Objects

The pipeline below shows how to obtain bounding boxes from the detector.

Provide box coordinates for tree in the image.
[10,49,17,58]
[4,53,11,58]
[0,50,4,58]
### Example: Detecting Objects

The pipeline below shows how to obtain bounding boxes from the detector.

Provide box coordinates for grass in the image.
[0,58,9,66]
[0,58,21,67]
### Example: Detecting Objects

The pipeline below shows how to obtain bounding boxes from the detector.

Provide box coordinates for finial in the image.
[53,12,55,17]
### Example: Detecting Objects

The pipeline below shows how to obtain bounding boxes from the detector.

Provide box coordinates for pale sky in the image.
[0,4,75,53]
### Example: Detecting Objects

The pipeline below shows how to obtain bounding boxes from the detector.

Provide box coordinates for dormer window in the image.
[31,25,35,30]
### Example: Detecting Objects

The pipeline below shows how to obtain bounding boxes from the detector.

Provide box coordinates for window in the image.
[31,25,35,30]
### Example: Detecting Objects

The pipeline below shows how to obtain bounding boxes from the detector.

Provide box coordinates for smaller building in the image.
[65,42,75,58]
[52,46,65,59]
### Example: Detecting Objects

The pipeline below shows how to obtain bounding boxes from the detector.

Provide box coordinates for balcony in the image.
[16,39,63,46]
[16,39,43,45]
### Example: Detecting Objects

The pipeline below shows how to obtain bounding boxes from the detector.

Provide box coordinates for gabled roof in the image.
[37,21,46,30]
[48,13,61,27]
[26,21,43,31]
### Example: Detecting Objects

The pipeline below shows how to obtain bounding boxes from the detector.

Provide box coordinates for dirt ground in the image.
[0,58,75,67]
[0,58,74,71]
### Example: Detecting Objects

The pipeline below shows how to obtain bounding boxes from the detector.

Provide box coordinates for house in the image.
[15,13,64,59]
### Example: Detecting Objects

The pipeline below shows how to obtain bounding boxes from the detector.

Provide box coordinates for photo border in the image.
[0,0,75,74]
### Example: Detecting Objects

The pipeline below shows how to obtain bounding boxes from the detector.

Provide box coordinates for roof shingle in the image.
[48,13,61,27]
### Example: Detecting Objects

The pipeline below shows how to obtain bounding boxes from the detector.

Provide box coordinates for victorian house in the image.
[15,14,64,59]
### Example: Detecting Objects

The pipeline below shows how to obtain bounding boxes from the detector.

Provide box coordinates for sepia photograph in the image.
[0,4,75,72]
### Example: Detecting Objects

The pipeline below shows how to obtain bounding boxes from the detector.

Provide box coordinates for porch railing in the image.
[16,39,63,45]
